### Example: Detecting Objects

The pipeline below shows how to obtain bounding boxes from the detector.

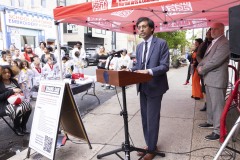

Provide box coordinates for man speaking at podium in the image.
[130,17,170,160]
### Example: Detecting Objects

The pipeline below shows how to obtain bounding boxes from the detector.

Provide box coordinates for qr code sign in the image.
[43,135,53,153]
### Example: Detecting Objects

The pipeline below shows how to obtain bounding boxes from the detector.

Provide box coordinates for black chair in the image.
[0,113,18,135]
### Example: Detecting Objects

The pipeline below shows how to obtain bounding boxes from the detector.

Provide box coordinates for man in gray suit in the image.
[198,22,230,141]
[130,17,169,160]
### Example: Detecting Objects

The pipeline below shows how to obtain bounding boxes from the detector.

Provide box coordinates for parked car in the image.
[60,45,73,55]
[130,52,136,67]
[85,48,99,66]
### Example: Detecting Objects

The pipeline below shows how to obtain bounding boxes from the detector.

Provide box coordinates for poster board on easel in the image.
[27,81,91,160]
[60,83,92,146]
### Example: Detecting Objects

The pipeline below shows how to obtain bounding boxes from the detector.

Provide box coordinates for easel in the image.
[27,81,91,160]
[96,69,165,160]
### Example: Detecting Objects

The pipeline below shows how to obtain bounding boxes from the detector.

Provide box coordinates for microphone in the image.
[109,50,123,58]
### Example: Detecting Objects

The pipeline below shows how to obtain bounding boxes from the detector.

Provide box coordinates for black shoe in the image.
[14,128,24,136]
[198,122,213,128]
[200,104,207,111]
[194,97,201,100]
[200,106,207,112]
[22,128,30,134]
[205,132,220,141]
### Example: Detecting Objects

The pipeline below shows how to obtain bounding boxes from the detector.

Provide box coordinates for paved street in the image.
[0,66,121,159]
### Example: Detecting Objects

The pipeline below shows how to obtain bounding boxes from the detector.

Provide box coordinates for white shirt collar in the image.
[144,35,153,44]
[212,34,224,43]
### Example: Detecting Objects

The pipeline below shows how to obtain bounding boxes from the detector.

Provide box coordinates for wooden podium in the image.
[96,69,152,87]
[96,69,165,160]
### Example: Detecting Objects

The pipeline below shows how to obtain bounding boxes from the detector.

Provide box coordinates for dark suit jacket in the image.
[0,79,20,116]
[131,36,169,97]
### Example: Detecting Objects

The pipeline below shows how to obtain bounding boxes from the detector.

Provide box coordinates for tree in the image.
[154,31,189,52]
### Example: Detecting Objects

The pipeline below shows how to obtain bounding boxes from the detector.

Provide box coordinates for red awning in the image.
[54,0,240,34]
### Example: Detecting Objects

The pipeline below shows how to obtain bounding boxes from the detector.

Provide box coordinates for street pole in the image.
[55,21,63,81]
[1,8,8,49]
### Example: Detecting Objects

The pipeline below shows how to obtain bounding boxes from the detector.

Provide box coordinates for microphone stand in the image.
[97,54,165,160]
[106,54,114,70]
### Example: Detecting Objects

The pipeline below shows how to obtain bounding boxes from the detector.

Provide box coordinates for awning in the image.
[53,0,240,34]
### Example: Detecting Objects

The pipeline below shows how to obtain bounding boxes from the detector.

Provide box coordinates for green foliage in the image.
[154,31,189,51]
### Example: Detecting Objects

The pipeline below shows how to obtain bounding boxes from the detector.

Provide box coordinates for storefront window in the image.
[21,36,36,51]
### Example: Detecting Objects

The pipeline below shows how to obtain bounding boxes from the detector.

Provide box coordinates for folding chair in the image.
[0,113,18,135]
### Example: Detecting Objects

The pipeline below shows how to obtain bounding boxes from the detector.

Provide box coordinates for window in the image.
[31,0,34,7]
[57,0,66,6]
[11,0,24,7]
[41,0,46,8]
[63,23,78,33]
[21,36,36,51]
[95,29,106,35]
[18,0,24,7]
[10,0,15,6]
[88,27,92,33]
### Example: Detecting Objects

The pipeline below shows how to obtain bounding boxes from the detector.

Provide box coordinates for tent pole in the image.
[55,21,63,81]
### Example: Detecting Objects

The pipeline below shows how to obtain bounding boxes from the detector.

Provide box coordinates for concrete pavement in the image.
[8,66,239,160]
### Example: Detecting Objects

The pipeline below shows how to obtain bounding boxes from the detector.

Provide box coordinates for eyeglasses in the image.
[137,25,149,30]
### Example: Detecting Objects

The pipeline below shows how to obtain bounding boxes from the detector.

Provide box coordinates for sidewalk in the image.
[9,66,236,160]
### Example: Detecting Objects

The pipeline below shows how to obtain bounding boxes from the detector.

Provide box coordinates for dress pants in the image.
[140,90,163,151]
[205,85,226,135]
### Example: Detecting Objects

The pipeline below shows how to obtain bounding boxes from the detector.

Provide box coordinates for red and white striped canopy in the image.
[54,0,240,34]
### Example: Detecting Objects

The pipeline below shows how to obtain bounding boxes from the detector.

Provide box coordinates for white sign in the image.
[29,80,65,160]
[6,12,54,30]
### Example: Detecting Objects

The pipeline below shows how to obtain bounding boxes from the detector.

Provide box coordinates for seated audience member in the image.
[0,65,32,136]
[32,57,43,86]
[22,45,36,63]
[42,57,60,79]
[62,56,73,77]
[54,46,66,61]
[31,57,43,99]
[0,51,9,65]
[12,48,22,60]
[72,51,84,74]
[104,50,119,90]
[18,60,34,102]
[5,54,12,66]
[11,60,19,67]
[35,41,46,58]
[9,44,16,56]
[30,55,40,68]
[118,49,132,70]
[41,46,57,66]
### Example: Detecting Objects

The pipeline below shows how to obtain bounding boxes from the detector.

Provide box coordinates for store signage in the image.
[6,12,54,30]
